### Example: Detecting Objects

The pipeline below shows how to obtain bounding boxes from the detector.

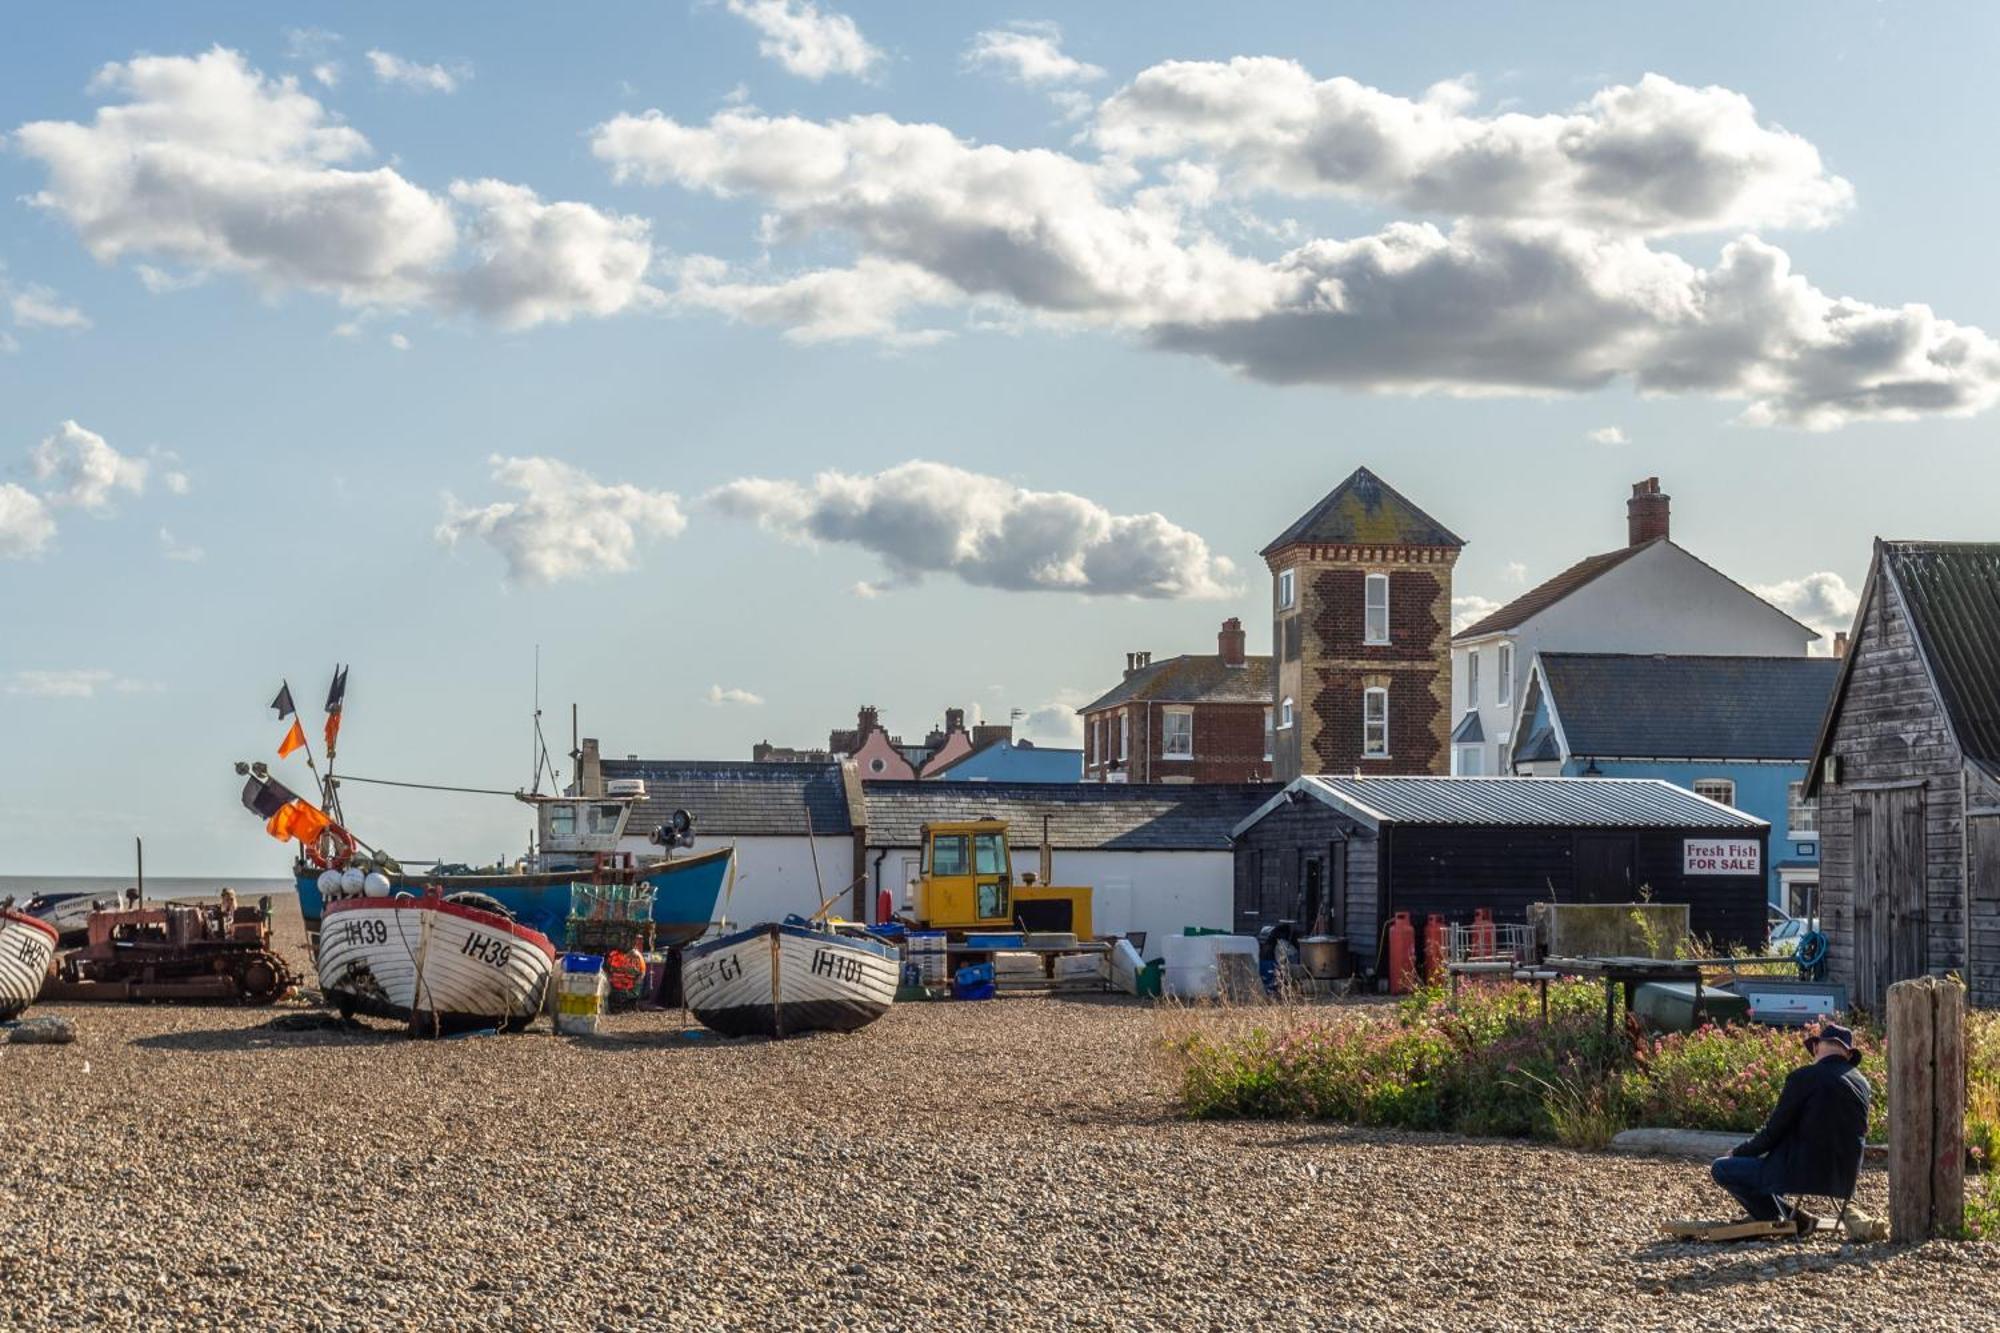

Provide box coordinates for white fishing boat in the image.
[0,905,59,1021]
[682,917,899,1038]
[316,888,556,1036]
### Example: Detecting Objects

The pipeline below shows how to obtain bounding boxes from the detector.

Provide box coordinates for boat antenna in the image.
[803,798,826,913]
[531,645,541,795]
[135,836,143,907]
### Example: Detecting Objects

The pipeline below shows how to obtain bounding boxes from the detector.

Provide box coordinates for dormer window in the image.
[1364,574,1389,644]
[1278,568,1296,611]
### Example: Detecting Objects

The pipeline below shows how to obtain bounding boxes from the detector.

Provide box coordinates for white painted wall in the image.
[615,833,856,931]
[1454,541,1815,775]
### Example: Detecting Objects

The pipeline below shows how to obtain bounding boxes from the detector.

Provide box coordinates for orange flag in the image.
[278,719,307,759]
[264,799,330,846]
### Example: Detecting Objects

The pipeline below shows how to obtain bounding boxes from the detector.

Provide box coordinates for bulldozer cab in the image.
[923,820,1012,925]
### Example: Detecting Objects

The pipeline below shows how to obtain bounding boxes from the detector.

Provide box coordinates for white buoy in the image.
[340,866,366,896]
[317,869,344,901]
[363,871,391,898]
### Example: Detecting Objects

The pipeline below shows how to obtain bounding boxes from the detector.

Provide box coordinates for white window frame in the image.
[1364,573,1389,645]
[1119,713,1130,763]
[1162,707,1194,759]
[1277,568,1296,611]
[1263,707,1275,761]
[1362,687,1389,758]
[1497,643,1514,708]
[1788,780,1818,836]
[1693,778,1737,807]
[1454,745,1484,777]
[1278,696,1295,730]
[1093,717,1104,770]
[1465,650,1480,712]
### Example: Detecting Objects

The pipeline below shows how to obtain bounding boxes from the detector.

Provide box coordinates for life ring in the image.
[1795,930,1829,971]
[305,825,356,870]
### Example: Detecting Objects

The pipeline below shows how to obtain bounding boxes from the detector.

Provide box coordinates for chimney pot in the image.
[1218,617,1248,667]
[1627,477,1670,546]
[1833,630,1850,659]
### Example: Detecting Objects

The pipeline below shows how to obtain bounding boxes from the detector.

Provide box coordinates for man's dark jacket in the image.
[1731,1055,1872,1197]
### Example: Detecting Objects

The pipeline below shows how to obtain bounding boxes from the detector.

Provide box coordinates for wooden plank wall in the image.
[1231,802,1378,962]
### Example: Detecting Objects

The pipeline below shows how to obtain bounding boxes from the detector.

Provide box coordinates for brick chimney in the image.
[1627,477,1670,546]
[1218,617,1247,667]
[944,707,966,734]
[857,705,881,736]
[1124,651,1153,678]
[1833,631,1849,660]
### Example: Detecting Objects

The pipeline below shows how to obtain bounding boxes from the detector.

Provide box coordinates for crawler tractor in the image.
[45,898,298,1004]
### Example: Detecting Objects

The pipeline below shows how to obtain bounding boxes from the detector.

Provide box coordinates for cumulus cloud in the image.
[366,50,467,93]
[159,527,204,562]
[1451,594,1504,633]
[1753,570,1860,648]
[705,684,764,707]
[0,486,56,559]
[1093,66,1852,236]
[1587,425,1629,444]
[724,0,880,81]
[966,22,1105,87]
[388,332,411,350]
[672,254,955,345]
[5,669,161,698]
[15,48,653,329]
[708,459,1237,599]
[1019,688,1090,744]
[10,284,91,330]
[29,420,147,511]
[436,455,687,585]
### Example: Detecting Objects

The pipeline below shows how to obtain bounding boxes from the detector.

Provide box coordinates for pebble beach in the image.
[2,906,1997,1332]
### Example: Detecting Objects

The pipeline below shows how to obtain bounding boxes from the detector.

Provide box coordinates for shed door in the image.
[1853,786,1927,1009]
[1575,834,1636,902]
[1233,849,1262,933]
[1968,815,2000,1006]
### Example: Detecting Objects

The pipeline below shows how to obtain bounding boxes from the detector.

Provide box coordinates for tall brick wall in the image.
[1081,700,1273,783]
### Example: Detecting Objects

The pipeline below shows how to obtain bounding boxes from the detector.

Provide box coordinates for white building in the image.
[1450,478,1817,776]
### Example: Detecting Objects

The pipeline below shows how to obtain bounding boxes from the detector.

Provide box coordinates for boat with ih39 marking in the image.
[682,917,898,1038]
[0,903,59,1021]
[317,888,556,1036]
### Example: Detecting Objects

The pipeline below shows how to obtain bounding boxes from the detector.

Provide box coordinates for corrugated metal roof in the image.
[1235,774,1766,836]
[1888,542,2000,783]
[1080,654,1273,712]
[1538,653,1840,760]
[863,780,1272,850]
[1261,466,1465,556]
[599,759,854,836]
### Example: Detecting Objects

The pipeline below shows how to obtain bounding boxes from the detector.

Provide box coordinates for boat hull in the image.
[296,845,735,948]
[0,909,59,1021]
[682,922,898,1039]
[18,892,107,946]
[316,897,556,1036]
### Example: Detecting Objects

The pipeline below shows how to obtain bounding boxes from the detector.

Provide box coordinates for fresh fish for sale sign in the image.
[1684,839,1761,875]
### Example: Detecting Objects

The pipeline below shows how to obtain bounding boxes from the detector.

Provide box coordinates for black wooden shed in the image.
[1229,775,1770,973]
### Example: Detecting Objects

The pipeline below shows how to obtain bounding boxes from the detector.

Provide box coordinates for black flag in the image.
[270,683,296,719]
[241,774,298,819]
[325,666,348,714]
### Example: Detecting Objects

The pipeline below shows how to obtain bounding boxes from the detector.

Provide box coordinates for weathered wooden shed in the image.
[1806,541,2000,1009]
[1229,775,1770,972]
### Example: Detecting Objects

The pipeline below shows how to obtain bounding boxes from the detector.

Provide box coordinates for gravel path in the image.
[2,914,1997,1330]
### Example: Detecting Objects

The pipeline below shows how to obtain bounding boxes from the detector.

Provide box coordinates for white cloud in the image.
[284,27,341,60]
[708,459,1237,599]
[10,284,91,330]
[311,63,342,89]
[1588,425,1629,444]
[1753,570,1860,648]
[672,254,955,345]
[163,470,191,494]
[1093,65,1852,236]
[705,684,765,707]
[441,179,659,328]
[388,332,410,350]
[0,485,56,559]
[5,669,160,698]
[29,420,147,511]
[436,455,687,585]
[723,0,881,82]
[159,527,204,562]
[966,23,1105,87]
[1019,688,1089,745]
[1451,594,1504,633]
[133,264,208,293]
[1504,561,1528,584]
[365,50,467,94]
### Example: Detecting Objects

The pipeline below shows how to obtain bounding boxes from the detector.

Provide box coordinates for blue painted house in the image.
[923,738,1083,783]
[1511,653,1841,914]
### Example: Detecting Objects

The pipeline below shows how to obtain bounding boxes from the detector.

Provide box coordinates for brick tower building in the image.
[1265,467,1465,781]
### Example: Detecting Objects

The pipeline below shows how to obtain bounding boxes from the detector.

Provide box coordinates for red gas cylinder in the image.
[1472,908,1497,960]
[876,888,894,925]
[1387,912,1418,994]
[1423,914,1448,984]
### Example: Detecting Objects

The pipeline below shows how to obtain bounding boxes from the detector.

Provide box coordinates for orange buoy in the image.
[1423,914,1448,985]
[1387,912,1418,994]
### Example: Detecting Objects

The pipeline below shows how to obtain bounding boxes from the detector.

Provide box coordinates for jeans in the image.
[1711,1154,1788,1222]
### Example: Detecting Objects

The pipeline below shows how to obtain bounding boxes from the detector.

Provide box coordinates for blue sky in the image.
[2,2,1996,874]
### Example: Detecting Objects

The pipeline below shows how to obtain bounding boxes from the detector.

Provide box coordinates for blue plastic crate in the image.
[561,952,604,974]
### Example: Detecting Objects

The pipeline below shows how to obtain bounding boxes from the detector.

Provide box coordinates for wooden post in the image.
[1887,976,1967,1242]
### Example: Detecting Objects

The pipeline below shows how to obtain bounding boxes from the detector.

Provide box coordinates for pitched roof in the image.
[862,780,1273,850]
[1235,775,1765,836]
[1261,466,1465,556]
[1080,654,1273,712]
[1534,653,1841,761]
[598,759,855,837]
[924,739,1084,783]
[1453,541,1657,640]
[1889,543,2000,781]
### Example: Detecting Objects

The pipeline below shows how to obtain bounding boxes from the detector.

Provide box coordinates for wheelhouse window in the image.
[1497,643,1514,706]
[1363,687,1389,757]
[1788,780,1818,833]
[1693,778,1737,807]
[931,834,970,876]
[548,803,577,837]
[1466,650,1480,711]
[1279,696,1295,729]
[973,832,1008,876]
[1163,707,1194,758]
[1263,707,1275,761]
[1364,574,1389,645]
[1278,568,1296,610]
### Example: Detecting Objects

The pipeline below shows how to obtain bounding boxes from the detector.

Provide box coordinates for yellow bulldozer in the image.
[905,818,1092,938]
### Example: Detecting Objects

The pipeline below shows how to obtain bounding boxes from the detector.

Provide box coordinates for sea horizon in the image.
[0,875,297,899]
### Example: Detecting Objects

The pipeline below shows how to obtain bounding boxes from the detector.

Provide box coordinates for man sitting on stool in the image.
[1711,1022,1871,1230]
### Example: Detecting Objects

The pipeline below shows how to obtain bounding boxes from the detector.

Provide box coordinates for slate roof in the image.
[1236,775,1765,836]
[862,781,1273,850]
[1080,654,1273,712]
[599,759,854,837]
[1453,541,1657,640]
[1450,711,1485,745]
[1536,653,1841,761]
[1261,466,1465,556]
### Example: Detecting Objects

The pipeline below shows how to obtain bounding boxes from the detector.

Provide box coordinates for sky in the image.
[2,1,1996,874]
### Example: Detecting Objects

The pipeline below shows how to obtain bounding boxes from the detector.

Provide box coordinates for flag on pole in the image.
[270,683,296,719]
[324,665,349,751]
[240,774,298,819]
[278,718,307,758]
[264,799,330,846]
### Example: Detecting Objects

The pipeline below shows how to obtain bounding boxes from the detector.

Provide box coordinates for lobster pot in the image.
[555,954,607,1036]
[907,931,948,987]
